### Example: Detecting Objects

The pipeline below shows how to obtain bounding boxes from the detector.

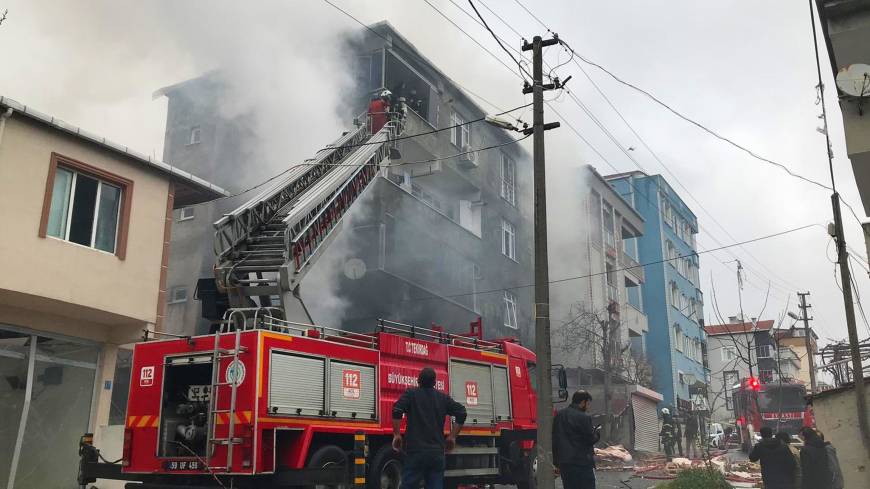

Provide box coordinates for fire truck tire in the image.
[368,445,402,489]
[307,445,350,489]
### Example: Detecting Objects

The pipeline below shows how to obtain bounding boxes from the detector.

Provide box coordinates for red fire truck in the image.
[78,113,567,488]
[733,377,808,451]
[79,312,565,488]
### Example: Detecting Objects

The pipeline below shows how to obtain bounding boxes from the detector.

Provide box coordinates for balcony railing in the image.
[620,251,645,283]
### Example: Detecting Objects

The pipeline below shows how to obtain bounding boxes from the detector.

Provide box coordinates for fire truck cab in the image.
[79,313,564,489]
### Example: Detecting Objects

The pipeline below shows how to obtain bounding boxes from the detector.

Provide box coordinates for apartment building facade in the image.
[775,326,819,391]
[157,22,534,343]
[606,172,709,411]
[550,166,647,369]
[0,96,227,488]
[704,319,780,424]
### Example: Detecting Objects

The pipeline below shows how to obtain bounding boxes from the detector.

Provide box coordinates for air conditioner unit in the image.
[457,145,478,169]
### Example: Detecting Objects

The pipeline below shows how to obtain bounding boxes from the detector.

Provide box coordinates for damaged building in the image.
[157,22,534,344]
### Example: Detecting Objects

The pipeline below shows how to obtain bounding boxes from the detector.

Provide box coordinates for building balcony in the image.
[620,250,645,283]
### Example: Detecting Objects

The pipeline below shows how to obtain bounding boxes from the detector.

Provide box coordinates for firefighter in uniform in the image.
[660,408,677,461]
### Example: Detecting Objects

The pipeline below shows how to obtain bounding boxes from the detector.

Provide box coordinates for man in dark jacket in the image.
[392,367,467,489]
[553,390,601,489]
[749,426,797,489]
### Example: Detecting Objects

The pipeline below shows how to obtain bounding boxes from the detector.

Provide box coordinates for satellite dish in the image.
[836,64,870,97]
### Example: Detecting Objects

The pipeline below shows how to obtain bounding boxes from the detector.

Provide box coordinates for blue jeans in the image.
[560,464,596,489]
[401,450,445,489]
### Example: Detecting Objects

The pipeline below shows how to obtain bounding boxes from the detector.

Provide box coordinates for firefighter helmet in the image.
[661,408,670,416]
[379,89,392,100]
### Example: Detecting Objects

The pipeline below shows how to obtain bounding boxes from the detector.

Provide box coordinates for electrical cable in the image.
[465,0,533,81]
[404,223,819,303]
[184,129,531,209]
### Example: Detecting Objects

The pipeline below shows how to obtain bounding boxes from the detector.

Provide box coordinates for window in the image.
[450,111,469,147]
[40,153,132,258]
[503,290,518,329]
[178,206,195,221]
[721,345,738,362]
[602,203,615,248]
[501,219,516,260]
[169,286,188,304]
[723,370,739,410]
[756,344,772,358]
[759,369,775,384]
[674,325,683,351]
[678,370,685,385]
[500,154,516,205]
[670,281,680,308]
[188,126,201,145]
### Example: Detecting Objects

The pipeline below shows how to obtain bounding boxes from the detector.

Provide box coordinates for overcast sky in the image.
[2,0,868,354]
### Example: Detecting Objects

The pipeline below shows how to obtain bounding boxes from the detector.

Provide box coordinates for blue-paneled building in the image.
[606,171,709,411]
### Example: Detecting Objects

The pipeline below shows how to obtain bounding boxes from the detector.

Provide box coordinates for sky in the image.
[2,0,868,358]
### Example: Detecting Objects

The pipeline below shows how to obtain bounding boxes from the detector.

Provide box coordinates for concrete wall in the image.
[0,115,170,327]
[813,382,870,488]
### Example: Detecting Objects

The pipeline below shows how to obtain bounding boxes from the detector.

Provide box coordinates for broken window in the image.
[46,166,122,253]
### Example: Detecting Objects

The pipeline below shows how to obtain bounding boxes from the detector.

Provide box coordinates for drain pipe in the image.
[0,107,13,146]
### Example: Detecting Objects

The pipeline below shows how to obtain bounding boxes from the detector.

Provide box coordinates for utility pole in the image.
[808,0,870,454]
[522,34,560,489]
[796,292,818,393]
[735,260,754,378]
[830,196,870,451]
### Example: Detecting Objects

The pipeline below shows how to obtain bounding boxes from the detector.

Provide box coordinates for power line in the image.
[465,0,533,81]
[405,223,819,303]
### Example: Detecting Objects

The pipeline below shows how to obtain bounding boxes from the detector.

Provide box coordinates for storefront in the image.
[0,324,102,488]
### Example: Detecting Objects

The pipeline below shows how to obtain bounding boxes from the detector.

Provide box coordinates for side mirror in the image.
[555,389,568,403]
[553,364,568,389]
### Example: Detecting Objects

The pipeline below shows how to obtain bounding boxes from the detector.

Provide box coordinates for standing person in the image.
[776,432,802,489]
[674,414,684,457]
[553,390,601,489]
[749,426,797,489]
[659,408,676,461]
[392,367,467,489]
[367,90,391,133]
[684,412,699,459]
[802,401,815,429]
[799,428,843,489]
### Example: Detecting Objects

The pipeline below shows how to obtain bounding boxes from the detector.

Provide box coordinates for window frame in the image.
[39,152,134,260]
[503,290,519,330]
[500,154,516,205]
[501,218,517,261]
[188,126,202,145]
[756,344,772,358]
[169,286,189,304]
[721,345,738,362]
[178,206,195,222]
[450,111,469,148]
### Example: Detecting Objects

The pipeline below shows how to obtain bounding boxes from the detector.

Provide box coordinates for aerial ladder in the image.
[211,114,403,327]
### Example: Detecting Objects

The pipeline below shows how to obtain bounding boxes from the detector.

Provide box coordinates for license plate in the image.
[163,459,205,471]
[188,385,211,402]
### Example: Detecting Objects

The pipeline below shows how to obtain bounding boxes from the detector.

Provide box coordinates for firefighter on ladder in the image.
[367,89,391,134]
[660,408,677,461]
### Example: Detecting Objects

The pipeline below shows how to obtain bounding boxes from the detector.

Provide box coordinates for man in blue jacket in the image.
[553,390,601,489]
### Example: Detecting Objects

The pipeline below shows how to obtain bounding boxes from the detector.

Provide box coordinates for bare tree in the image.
[557,301,651,441]
[0,10,8,27]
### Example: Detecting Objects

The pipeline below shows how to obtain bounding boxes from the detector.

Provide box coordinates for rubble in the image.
[594,444,633,462]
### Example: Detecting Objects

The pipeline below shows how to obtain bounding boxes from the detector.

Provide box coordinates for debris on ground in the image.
[630,452,763,487]
[594,444,633,462]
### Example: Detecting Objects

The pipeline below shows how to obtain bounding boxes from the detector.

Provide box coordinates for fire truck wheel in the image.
[368,445,402,489]
[307,445,350,489]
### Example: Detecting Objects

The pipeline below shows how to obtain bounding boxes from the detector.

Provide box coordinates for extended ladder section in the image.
[213,117,403,324]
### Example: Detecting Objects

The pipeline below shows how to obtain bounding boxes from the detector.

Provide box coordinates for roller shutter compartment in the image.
[328,361,376,419]
[492,366,511,421]
[450,360,494,424]
[269,352,325,416]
